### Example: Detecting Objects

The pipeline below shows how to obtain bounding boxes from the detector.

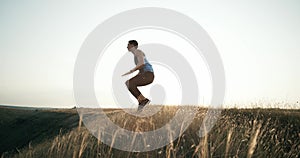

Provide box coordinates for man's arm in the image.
[131,50,145,72]
[122,50,145,76]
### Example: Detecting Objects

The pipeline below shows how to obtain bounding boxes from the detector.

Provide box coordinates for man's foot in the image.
[137,98,150,111]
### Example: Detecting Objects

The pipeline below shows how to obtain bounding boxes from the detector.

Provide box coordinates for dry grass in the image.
[1,106,300,158]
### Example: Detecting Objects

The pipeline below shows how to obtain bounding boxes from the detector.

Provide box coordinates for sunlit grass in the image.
[1,106,300,158]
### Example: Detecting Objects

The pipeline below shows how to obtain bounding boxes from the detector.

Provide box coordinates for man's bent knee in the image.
[125,80,130,88]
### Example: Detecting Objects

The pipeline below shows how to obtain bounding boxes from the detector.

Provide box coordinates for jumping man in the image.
[122,40,154,111]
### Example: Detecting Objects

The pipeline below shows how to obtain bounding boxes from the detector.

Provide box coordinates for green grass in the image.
[0,105,299,158]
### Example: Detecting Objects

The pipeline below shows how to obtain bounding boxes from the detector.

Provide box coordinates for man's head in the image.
[127,40,138,51]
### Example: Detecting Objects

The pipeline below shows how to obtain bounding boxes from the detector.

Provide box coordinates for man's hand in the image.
[121,70,134,76]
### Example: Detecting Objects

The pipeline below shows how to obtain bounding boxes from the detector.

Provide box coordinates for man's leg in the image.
[125,74,143,100]
[125,72,154,104]
[137,94,146,103]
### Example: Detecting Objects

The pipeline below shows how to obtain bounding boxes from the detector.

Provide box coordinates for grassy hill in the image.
[0,105,299,158]
[0,106,79,156]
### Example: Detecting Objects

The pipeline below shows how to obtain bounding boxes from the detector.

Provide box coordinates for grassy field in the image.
[0,105,299,158]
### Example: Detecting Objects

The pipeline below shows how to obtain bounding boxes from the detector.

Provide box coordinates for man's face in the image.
[127,43,134,51]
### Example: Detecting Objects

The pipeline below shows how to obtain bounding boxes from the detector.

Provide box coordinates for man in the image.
[122,40,154,111]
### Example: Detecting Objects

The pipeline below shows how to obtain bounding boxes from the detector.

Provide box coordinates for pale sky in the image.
[0,0,299,108]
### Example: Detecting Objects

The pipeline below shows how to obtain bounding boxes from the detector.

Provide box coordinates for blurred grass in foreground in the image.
[0,106,299,158]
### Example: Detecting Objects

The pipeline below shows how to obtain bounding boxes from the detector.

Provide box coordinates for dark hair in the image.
[128,40,138,47]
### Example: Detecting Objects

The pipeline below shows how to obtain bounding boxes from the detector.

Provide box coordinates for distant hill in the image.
[0,106,79,155]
